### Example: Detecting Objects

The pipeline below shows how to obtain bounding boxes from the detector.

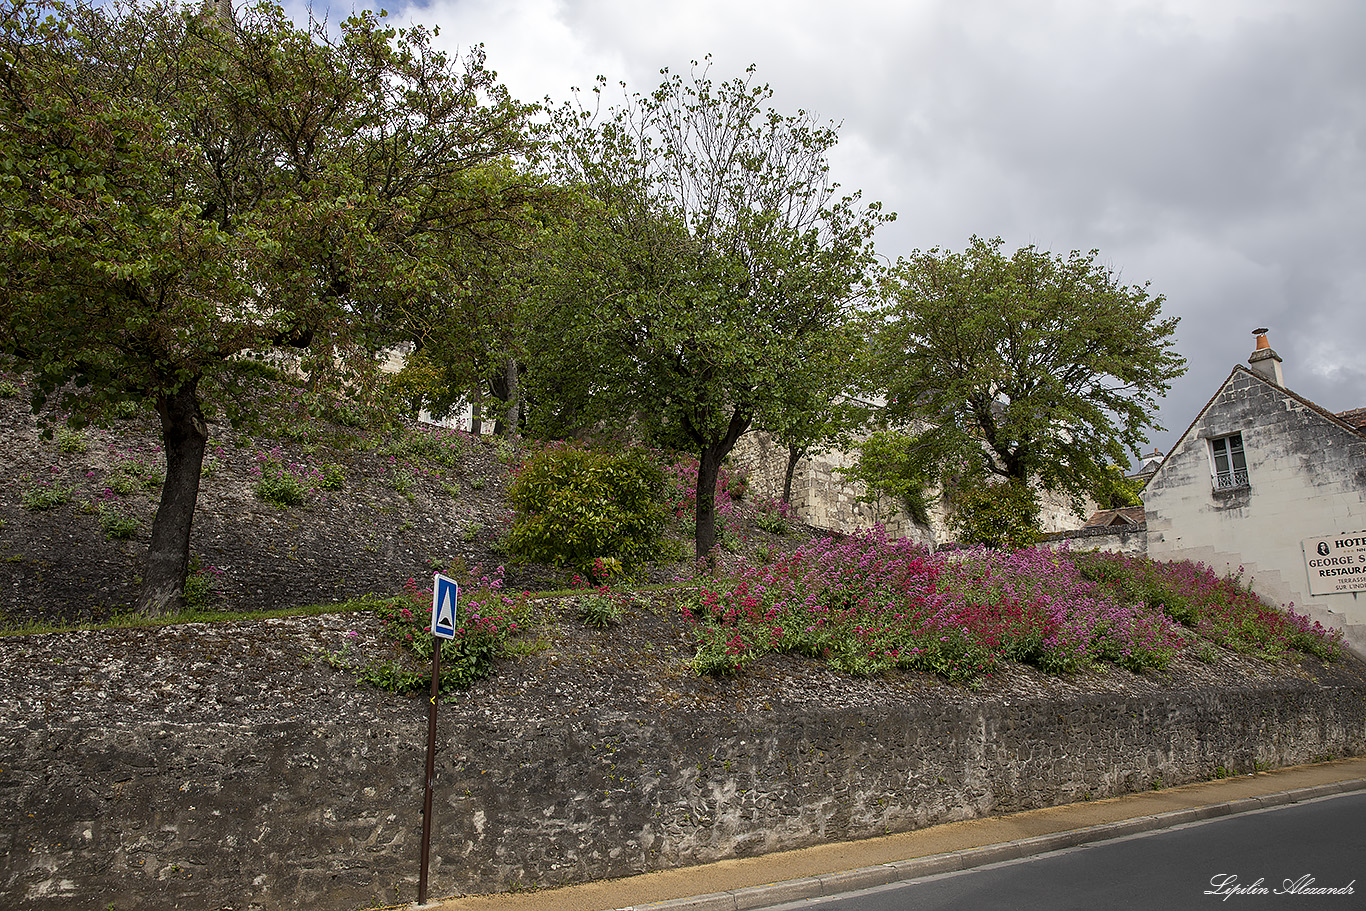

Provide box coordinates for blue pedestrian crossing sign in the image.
[431,573,459,640]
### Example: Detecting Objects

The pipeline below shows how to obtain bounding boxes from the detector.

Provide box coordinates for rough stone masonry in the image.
[4,609,1366,911]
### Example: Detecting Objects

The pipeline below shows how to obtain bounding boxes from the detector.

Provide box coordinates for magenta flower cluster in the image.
[683,529,1343,681]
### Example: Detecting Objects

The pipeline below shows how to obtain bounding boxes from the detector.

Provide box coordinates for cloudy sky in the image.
[299,0,1364,458]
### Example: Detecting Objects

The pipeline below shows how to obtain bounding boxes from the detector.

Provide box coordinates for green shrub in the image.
[56,427,87,454]
[0,379,18,398]
[506,444,667,576]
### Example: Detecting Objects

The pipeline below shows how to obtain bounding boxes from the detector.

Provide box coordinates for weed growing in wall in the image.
[55,426,87,454]
[111,449,164,491]
[20,473,74,510]
[578,592,623,629]
[251,448,310,508]
[360,568,531,693]
[755,498,794,536]
[183,562,225,611]
[94,497,139,539]
[378,425,468,467]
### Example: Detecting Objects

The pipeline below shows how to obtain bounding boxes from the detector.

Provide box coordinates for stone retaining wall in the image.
[5,616,1366,911]
[1039,523,1149,556]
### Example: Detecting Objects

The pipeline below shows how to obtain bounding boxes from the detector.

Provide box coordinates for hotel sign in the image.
[1303,532,1366,595]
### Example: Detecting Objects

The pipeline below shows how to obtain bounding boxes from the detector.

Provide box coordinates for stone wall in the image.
[729,431,1094,550]
[4,615,1366,911]
[1039,523,1149,556]
[729,432,931,545]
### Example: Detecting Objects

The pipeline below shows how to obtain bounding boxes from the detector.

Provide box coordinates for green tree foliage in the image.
[0,0,529,614]
[505,444,667,577]
[838,428,936,526]
[947,478,1042,550]
[388,161,560,438]
[868,235,1185,530]
[539,62,889,563]
[1095,464,1145,509]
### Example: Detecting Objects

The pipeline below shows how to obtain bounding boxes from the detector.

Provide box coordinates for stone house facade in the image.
[1142,334,1366,655]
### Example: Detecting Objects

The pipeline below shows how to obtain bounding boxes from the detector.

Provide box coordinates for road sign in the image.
[420,571,458,904]
[431,573,459,640]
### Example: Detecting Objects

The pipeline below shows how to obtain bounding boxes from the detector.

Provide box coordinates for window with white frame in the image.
[1209,433,1248,490]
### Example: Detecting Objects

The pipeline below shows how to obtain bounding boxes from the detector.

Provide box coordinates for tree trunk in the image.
[782,443,805,504]
[504,356,521,443]
[470,398,482,435]
[490,366,510,436]
[692,408,752,571]
[136,378,209,617]
[695,445,722,568]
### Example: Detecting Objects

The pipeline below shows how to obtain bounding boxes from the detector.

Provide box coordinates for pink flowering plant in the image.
[369,565,531,693]
[1074,552,1344,661]
[682,529,1343,682]
[754,497,796,536]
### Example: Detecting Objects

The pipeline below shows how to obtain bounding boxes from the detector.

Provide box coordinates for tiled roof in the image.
[1336,407,1366,431]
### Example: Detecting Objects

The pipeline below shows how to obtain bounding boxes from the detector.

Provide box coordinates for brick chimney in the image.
[1248,327,1284,386]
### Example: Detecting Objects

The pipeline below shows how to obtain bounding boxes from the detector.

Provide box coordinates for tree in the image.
[0,0,530,614]
[838,427,936,527]
[868,235,1185,530]
[540,62,889,562]
[389,161,561,440]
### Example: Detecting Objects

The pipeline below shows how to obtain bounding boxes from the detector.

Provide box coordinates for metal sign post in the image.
[419,573,458,905]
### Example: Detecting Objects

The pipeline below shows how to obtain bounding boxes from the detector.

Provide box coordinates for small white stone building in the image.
[1143,332,1366,655]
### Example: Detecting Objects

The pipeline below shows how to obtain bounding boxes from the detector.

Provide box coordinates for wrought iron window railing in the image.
[1214,468,1249,490]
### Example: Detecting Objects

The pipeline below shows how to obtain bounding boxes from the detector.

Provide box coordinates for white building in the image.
[1142,332,1366,656]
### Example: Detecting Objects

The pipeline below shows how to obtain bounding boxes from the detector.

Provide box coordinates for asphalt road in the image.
[754,791,1366,911]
